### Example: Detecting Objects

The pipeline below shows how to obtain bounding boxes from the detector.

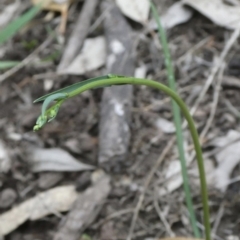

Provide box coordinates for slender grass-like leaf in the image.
[0,61,20,69]
[34,74,126,103]
[0,4,41,46]
[34,75,111,103]
[0,51,60,71]
[150,2,201,238]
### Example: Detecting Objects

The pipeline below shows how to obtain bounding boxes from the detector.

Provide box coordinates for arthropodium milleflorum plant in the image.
[33,74,211,240]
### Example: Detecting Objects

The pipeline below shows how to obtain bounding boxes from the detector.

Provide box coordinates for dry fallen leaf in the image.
[158,142,192,196]
[183,0,240,29]
[116,0,149,23]
[44,79,54,91]
[158,160,188,196]
[188,158,215,188]
[31,0,74,33]
[0,185,78,236]
[0,140,11,173]
[27,147,94,172]
[226,236,239,240]
[149,2,193,30]
[63,36,106,75]
[134,65,147,79]
[157,130,240,195]
[155,117,175,134]
[210,130,240,192]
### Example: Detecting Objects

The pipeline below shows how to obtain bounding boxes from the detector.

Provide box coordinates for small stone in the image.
[38,172,63,189]
[0,188,17,209]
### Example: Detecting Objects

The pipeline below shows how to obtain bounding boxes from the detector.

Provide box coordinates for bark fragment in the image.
[99,0,135,172]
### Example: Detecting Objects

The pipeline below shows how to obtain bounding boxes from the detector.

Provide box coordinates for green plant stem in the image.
[150,2,201,237]
[68,77,211,240]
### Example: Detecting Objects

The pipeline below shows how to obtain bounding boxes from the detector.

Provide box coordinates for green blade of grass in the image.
[0,4,41,46]
[0,61,20,69]
[150,2,201,238]
[0,50,59,71]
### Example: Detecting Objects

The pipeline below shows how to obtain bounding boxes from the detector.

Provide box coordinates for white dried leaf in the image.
[158,174,182,196]
[158,130,240,195]
[158,142,191,196]
[110,39,125,55]
[30,186,77,220]
[0,1,20,29]
[27,147,94,172]
[7,132,22,141]
[0,140,11,173]
[0,185,78,236]
[44,79,54,91]
[158,158,215,196]
[211,129,240,148]
[155,118,175,134]
[188,159,215,187]
[183,0,240,29]
[149,2,193,30]
[227,236,240,240]
[64,36,106,75]
[116,0,149,23]
[210,130,240,192]
[165,160,181,179]
[134,65,147,79]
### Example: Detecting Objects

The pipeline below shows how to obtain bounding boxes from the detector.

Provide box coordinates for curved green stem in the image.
[69,77,211,240]
[34,76,211,239]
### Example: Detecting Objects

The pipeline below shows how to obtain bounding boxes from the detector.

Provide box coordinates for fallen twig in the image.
[53,173,110,240]
[57,0,98,73]
[98,1,135,171]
